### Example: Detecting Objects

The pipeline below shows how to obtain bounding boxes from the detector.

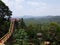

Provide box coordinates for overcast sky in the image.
[2,0,60,17]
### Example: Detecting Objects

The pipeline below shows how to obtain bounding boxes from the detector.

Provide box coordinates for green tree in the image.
[0,0,12,20]
[13,29,28,45]
[19,18,26,29]
[0,0,12,37]
[14,19,19,29]
[45,22,60,44]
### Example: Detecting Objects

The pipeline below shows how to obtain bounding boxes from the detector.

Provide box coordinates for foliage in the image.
[0,0,12,20]
[20,18,27,29]
[0,0,12,38]
[12,18,60,45]
[13,29,28,45]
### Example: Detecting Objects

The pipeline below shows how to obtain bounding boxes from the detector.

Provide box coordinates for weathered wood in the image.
[0,19,15,45]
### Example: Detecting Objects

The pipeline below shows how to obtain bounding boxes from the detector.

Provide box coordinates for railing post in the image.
[0,43,5,45]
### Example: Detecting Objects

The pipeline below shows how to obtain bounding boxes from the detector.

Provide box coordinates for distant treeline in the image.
[24,16,60,25]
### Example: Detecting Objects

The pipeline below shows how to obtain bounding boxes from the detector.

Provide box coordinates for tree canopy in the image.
[0,0,12,20]
[0,0,12,37]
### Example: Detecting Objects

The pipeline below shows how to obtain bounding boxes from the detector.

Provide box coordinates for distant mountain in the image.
[24,16,60,24]
[22,15,47,19]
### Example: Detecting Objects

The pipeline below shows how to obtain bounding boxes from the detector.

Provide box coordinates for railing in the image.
[0,20,15,44]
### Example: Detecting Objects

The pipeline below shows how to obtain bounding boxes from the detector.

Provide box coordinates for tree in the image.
[0,0,12,20]
[13,29,28,45]
[14,19,19,29]
[19,18,26,29]
[45,22,60,44]
[0,0,12,37]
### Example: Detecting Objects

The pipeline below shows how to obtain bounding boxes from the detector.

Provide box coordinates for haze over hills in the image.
[12,15,60,24]
[12,15,60,18]
[23,16,60,24]
[22,15,53,18]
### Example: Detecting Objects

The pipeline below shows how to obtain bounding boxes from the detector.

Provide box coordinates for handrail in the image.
[0,22,12,40]
[0,20,15,44]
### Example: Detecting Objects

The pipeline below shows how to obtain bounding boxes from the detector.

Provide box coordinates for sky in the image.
[2,0,60,17]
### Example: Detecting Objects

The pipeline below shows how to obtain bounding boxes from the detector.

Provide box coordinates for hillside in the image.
[24,16,60,25]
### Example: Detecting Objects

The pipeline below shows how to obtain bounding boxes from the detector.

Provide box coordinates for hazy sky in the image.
[2,0,60,17]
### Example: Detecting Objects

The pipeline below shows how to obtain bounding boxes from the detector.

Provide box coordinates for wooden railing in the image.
[0,20,15,45]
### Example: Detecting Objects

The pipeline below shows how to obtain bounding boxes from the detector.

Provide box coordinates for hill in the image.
[24,16,60,25]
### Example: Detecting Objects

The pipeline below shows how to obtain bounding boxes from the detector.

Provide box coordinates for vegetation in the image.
[0,0,12,37]
[0,0,60,45]
[12,18,60,45]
